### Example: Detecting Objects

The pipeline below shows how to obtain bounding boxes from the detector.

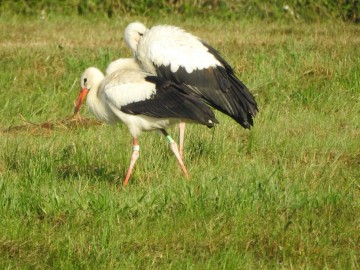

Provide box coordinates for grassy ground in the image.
[0,15,359,269]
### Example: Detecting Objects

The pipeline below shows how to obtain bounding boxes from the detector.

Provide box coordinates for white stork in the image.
[73,63,218,187]
[123,22,258,150]
[105,57,187,159]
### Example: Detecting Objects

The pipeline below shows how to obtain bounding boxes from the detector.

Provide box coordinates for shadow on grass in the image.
[56,163,121,184]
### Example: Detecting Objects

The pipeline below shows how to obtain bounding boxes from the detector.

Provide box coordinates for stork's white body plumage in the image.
[124,22,258,129]
[85,67,173,137]
[74,63,217,186]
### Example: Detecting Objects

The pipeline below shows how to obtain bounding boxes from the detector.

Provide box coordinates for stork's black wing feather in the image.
[202,42,258,116]
[120,76,218,127]
[153,42,258,129]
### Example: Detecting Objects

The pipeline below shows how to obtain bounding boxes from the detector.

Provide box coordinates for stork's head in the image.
[124,22,147,53]
[74,67,103,116]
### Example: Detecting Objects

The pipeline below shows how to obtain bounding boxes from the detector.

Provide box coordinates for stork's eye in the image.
[84,78,87,83]
[138,32,143,36]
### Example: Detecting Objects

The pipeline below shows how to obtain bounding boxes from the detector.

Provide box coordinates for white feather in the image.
[124,23,222,75]
[105,58,142,75]
[104,80,156,109]
[107,105,174,137]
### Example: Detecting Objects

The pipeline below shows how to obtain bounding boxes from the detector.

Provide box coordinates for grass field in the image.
[0,14,359,269]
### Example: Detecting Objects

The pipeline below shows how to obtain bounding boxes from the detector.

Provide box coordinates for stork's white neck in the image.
[124,22,148,54]
[87,75,103,106]
[86,74,105,121]
[81,68,114,123]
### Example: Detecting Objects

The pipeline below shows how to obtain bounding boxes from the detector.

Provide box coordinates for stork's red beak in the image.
[73,88,89,116]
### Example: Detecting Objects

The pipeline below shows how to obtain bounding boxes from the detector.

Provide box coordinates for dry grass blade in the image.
[1,115,102,134]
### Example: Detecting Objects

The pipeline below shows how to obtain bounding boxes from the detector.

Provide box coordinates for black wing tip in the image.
[238,113,256,129]
[205,117,219,128]
[236,122,251,129]
[242,122,252,129]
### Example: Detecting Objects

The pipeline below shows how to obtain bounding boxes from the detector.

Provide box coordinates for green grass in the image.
[1,0,359,22]
[0,15,359,269]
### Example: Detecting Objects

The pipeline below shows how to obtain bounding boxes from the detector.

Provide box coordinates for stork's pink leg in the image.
[179,122,185,159]
[123,138,139,187]
[169,140,190,179]
[161,130,190,180]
